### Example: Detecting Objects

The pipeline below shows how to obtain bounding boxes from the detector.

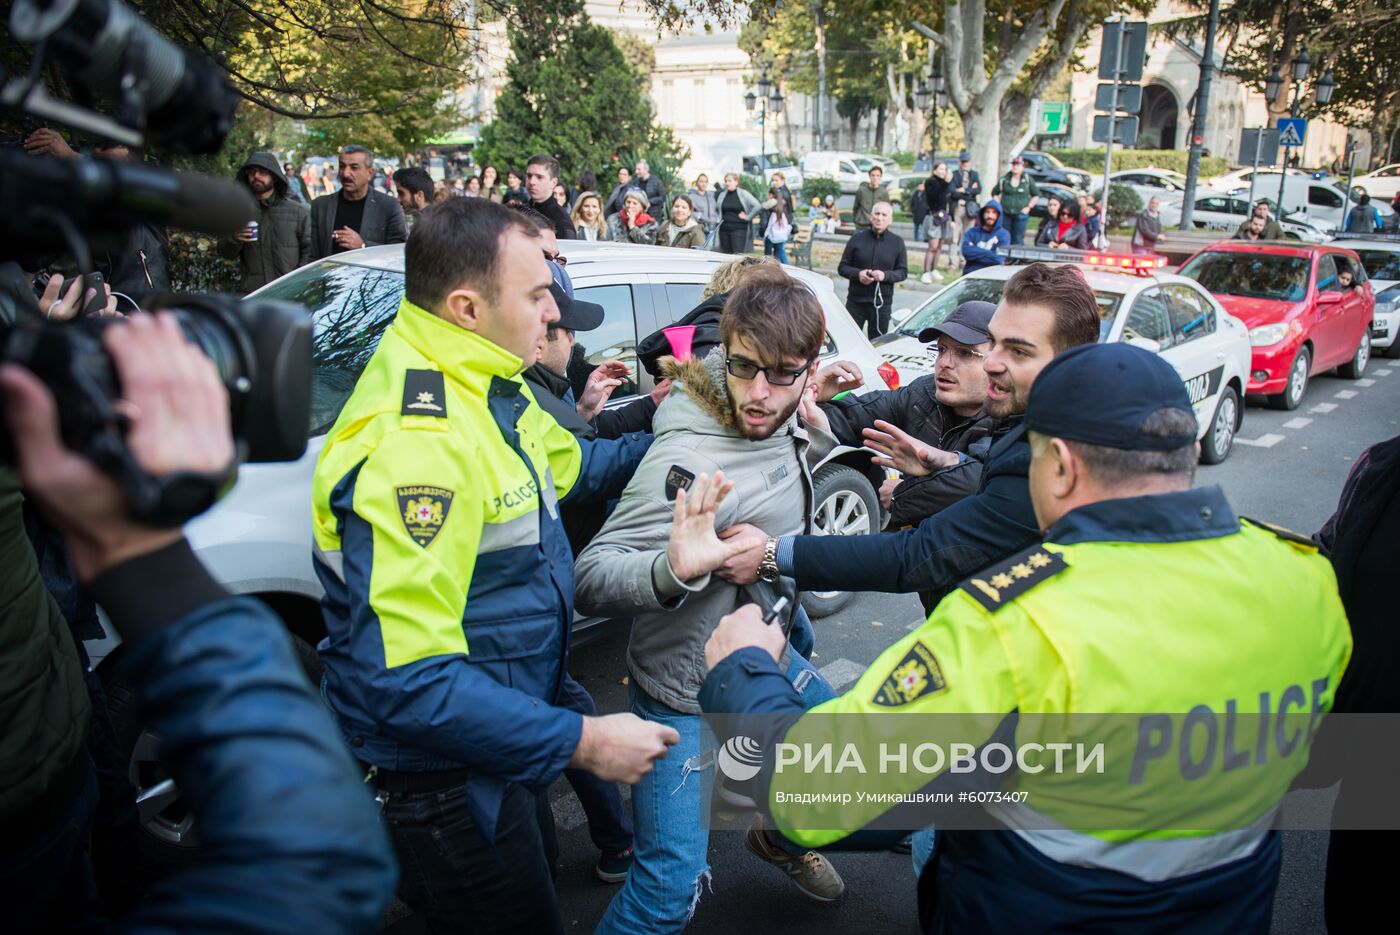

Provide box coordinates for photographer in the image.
[0,314,395,932]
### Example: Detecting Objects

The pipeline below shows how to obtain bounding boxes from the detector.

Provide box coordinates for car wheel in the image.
[1384,339,1400,360]
[800,464,879,620]
[1199,386,1239,465]
[1268,346,1312,410]
[103,629,325,878]
[1337,329,1371,379]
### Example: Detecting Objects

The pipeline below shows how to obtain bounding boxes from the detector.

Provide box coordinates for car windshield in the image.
[1178,251,1310,302]
[1355,249,1400,282]
[255,260,407,435]
[897,275,1123,340]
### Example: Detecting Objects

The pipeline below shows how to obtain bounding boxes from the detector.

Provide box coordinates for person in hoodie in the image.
[218,151,313,294]
[577,268,849,933]
[960,204,1010,275]
[655,195,706,249]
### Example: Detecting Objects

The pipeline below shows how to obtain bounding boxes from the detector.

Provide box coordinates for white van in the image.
[1226,174,1395,232]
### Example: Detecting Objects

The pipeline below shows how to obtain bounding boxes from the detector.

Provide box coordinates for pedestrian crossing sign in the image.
[1277,118,1306,148]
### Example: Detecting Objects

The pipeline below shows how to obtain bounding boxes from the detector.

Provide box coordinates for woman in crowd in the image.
[761,185,793,264]
[655,194,705,249]
[716,172,760,254]
[605,166,634,216]
[480,165,502,203]
[1045,198,1090,249]
[688,174,719,249]
[1081,195,1104,247]
[1034,195,1065,246]
[573,192,608,241]
[504,168,527,202]
[553,182,570,209]
[921,161,953,281]
[606,189,658,244]
[464,176,482,197]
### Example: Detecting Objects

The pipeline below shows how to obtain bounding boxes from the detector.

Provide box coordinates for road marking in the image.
[1356,378,1377,387]
[1282,417,1312,429]
[818,657,868,692]
[1236,433,1285,448]
[1334,390,1358,399]
[1376,369,1392,377]
[1309,403,1338,413]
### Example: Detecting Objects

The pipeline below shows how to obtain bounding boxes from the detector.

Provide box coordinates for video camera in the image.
[2,0,312,526]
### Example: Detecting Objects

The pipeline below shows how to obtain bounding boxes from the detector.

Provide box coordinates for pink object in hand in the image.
[663,325,697,360]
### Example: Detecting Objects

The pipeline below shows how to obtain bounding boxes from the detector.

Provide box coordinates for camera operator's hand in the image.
[23,127,78,159]
[37,275,118,321]
[0,313,233,580]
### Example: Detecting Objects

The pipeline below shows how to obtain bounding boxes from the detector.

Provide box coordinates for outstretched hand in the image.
[666,471,763,582]
[863,420,957,477]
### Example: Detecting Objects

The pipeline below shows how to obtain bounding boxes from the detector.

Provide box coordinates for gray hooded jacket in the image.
[574,348,834,713]
[217,152,312,293]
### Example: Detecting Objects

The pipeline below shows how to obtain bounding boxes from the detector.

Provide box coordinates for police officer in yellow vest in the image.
[311,199,679,934]
[699,342,1351,933]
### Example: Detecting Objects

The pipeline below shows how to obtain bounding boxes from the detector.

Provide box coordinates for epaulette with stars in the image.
[959,543,1068,612]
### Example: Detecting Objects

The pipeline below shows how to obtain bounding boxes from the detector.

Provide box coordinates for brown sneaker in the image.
[745,826,845,902]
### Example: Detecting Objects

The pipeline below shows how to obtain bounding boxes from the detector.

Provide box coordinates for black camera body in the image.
[3,0,313,525]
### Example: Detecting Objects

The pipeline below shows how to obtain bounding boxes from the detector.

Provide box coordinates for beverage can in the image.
[247,220,260,241]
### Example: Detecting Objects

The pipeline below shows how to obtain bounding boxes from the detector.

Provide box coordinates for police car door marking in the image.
[1182,365,1224,407]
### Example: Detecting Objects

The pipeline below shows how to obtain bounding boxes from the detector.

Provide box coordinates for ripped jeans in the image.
[595,651,836,935]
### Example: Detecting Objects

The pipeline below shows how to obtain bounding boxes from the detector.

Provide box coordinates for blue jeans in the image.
[1007,212,1030,245]
[3,768,106,935]
[596,652,836,935]
[911,826,937,876]
[557,673,634,854]
[764,238,789,264]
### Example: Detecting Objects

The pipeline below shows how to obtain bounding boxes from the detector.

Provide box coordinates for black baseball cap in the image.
[1025,343,1197,451]
[918,300,996,345]
[547,261,604,331]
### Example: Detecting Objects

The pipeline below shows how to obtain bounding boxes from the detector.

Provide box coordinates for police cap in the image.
[1024,343,1197,451]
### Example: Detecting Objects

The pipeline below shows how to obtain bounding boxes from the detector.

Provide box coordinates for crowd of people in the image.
[5,124,1396,935]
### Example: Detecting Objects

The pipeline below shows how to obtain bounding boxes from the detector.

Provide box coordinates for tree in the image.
[476,2,688,188]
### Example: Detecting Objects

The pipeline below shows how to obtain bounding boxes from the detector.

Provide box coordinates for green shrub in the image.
[740,173,769,200]
[169,231,240,294]
[1091,184,1144,223]
[800,174,842,205]
[1047,148,1228,180]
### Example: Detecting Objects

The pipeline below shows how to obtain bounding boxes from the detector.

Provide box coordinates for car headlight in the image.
[1249,322,1293,346]
[1377,300,1398,316]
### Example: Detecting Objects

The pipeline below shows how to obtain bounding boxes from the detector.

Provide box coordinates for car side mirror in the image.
[1125,335,1162,355]
[1316,291,1343,305]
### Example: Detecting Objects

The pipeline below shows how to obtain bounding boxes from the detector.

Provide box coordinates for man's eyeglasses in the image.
[725,355,810,386]
[927,344,987,364]
[543,250,568,267]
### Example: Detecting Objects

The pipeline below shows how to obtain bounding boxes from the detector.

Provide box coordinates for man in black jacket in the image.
[818,301,998,530]
[526,154,577,240]
[838,201,907,339]
[309,145,406,259]
[716,264,1101,613]
[217,152,312,294]
[632,160,668,218]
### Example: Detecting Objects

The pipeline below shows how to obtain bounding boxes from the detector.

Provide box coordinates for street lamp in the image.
[1263,64,1283,104]
[746,72,783,168]
[1315,68,1336,106]
[1272,47,1328,216]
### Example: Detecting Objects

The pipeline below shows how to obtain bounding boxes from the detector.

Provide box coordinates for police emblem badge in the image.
[397,485,454,547]
[873,641,948,707]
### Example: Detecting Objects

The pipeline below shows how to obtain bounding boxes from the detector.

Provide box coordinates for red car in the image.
[1177,242,1374,410]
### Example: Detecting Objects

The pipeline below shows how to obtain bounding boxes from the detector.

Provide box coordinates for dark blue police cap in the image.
[1025,343,1197,451]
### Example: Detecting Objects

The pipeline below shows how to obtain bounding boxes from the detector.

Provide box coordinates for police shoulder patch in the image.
[402,369,447,418]
[397,485,454,547]
[873,641,948,707]
[1242,517,1319,552]
[664,465,696,502]
[958,543,1067,612]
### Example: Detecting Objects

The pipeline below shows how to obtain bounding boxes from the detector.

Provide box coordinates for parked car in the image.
[1206,165,1310,194]
[90,241,900,868]
[872,248,1252,464]
[1018,151,1093,191]
[1349,164,1400,202]
[1157,194,1327,242]
[1028,182,1085,220]
[1177,241,1375,409]
[1214,173,1395,232]
[1091,168,1189,206]
[741,151,804,190]
[1332,233,1400,357]
[801,150,907,194]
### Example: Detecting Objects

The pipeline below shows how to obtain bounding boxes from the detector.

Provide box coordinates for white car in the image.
[1206,166,1310,193]
[1158,193,1327,242]
[1092,168,1190,206]
[1333,234,1400,356]
[93,241,901,863]
[1350,164,1400,202]
[801,150,905,194]
[871,249,1253,464]
[1214,173,1395,232]
[741,152,804,190]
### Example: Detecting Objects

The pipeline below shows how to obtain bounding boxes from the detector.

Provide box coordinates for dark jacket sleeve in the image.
[837,236,863,281]
[885,236,909,285]
[375,194,407,247]
[93,543,396,934]
[297,208,312,267]
[592,395,658,439]
[887,457,986,528]
[786,432,1039,599]
[821,388,910,448]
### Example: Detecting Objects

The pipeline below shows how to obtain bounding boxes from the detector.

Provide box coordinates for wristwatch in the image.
[758,537,780,583]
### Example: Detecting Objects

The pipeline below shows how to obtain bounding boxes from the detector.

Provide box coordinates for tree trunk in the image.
[876,102,887,151]
[963,102,1002,195]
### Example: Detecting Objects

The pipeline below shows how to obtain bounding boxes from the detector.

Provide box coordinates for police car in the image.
[876,246,1253,464]
[1332,233,1400,357]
